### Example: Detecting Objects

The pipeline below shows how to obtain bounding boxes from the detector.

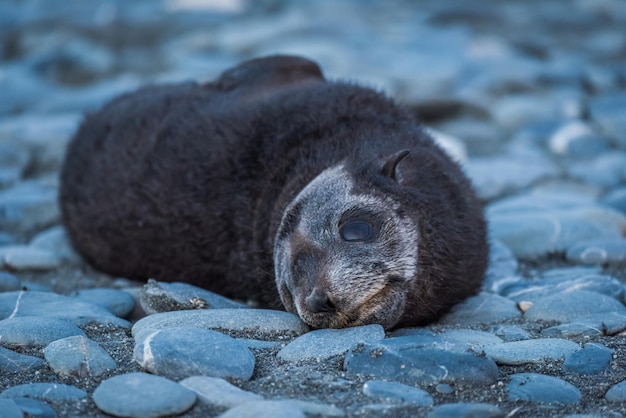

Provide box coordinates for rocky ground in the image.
[1,0,626,417]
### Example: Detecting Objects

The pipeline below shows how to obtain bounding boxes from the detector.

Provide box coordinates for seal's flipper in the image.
[213,55,325,100]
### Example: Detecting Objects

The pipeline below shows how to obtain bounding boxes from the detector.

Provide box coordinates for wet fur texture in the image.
[60,55,488,329]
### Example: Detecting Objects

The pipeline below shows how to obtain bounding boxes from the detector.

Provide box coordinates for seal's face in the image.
[274,163,419,329]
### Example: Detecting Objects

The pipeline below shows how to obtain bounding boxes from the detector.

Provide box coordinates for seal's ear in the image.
[381,149,410,182]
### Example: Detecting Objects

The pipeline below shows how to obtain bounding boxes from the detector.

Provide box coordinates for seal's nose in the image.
[305,288,336,314]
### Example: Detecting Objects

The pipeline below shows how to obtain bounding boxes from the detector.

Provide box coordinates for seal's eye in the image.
[340,220,373,242]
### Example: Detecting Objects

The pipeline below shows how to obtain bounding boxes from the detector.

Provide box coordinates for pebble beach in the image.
[1,0,626,417]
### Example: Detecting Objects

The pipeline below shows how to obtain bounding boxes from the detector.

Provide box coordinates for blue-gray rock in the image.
[589,93,626,146]
[0,291,130,328]
[29,226,81,264]
[0,232,15,246]
[566,238,626,265]
[484,240,518,291]
[548,121,610,159]
[438,292,520,325]
[0,316,86,346]
[427,402,504,418]
[541,312,626,338]
[569,152,626,188]
[277,324,384,361]
[363,380,433,406]
[72,288,136,318]
[285,400,345,417]
[179,376,263,408]
[0,180,60,234]
[5,397,58,418]
[44,335,117,377]
[563,343,612,375]
[508,373,581,404]
[489,325,531,342]
[388,329,502,353]
[139,280,248,315]
[134,327,255,381]
[602,187,626,214]
[216,400,305,418]
[0,398,23,418]
[0,246,62,271]
[524,290,626,322]
[484,338,579,365]
[344,344,498,386]
[0,272,21,292]
[0,346,45,372]
[0,383,86,401]
[132,309,308,342]
[93,372,196,418]
[606,380,626,402]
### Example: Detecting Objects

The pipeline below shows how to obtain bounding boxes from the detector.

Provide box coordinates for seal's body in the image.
[60,56,488,330]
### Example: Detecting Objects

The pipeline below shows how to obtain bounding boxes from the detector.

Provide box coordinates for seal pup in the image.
[60,55,488,330]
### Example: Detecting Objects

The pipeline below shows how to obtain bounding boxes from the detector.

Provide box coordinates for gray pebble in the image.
[134,327,255,381]
[427,402,504,418]
[566,237,626,265]
[29,226,81,264]
[139,280,248,315]
[489,325,531,342]
[0,383,86,401]
[484,338,579,365]
[484,240,518,290]
[277,324,384,361]
[438,292,520,325]
[569,152,626,188]
[72,288,136,318]
[589,92,626,146]
[285,400,345,417]
[524,290,626,322]
[0,246,62,271]
[0,272,21,292]
[7,397,58,418]
[563,343,612,375]
[344,344,498,386]
[216,400,305,418]
[602,187,626,214]
[541,312,626,338]
[606,380,626,402]
[0,346,45,372]
[363,380,433,406]
[93,372,196,418]
[44,335,117,377]
[179,376,263,408]
[0,316,85,346]
[0,180,60,234]
[0,398,23,418]
[508,373,581,404]
[388,328,502,353]
[435,384,455,394]
[0,291,130,328]
[132,308,308,342]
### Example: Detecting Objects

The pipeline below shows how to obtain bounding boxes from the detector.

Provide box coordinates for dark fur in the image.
[60,55,488,328]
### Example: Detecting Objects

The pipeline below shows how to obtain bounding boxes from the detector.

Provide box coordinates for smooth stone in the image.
[566,238,626,265]
[277,324,384,361]
[438,292,521,325]
[8,398,58,418]
[569,152,626,188]
[216,400,305,418]
[606,380,626,402]
[284,400,345,417]
[484,338,580,365]
[541,312,626,338]
[489,206,626,258]
[93,372,196,418]
[363,380,433,406]
[388,329,502,353]
[0,383,86,401]
[0,232,16,246]
[489,325,531,342]
[563,343,612,374]
[344,344,498,386]
[0,398,23,418]
[0,346,45,372]
[524,290,626,323]
[44,335,117,377]
[508,373,581,405]
[602,187,626,214]
[139,280,248,315]
[0,180,60,234]
[72,288,136,318]
[484,240,518,291]
[427,402,504,418]
[0,246,62,271]
[179,376,263,408]
[589,93,626,146]
[132,309,308,342]
[134,327,255,381]
[500,273,624,303]
[0,291,130,328]
[548,121,609,158]
[0,272,21,292]
[29,226,81,264]
[0,316,86,346]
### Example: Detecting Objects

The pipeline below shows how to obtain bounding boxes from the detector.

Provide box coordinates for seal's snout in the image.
[304,288,336,314]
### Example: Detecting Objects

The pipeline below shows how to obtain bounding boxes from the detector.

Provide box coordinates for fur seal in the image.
[60,55,488,330]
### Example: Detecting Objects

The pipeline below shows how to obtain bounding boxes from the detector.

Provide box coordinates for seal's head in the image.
[274,150,424,329]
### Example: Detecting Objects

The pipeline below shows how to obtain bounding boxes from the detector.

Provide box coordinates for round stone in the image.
[0,383,86,401]
[563,343,612,375]
[363,380,433,406]
[180,376,263,408]
[524,290,626,322]
[93,372,196,418]
[427,402,504,418]
[216,400,305,418]
[0,346,45,372]
[72,288,136,318]
[507,373,581,405]
[484,338,580,365]
[0,316,86,346]
[44,335,117,377]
